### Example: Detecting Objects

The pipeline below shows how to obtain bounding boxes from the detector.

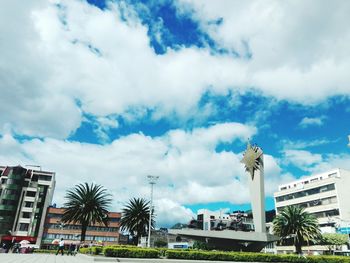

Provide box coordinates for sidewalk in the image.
[0,253,268,263]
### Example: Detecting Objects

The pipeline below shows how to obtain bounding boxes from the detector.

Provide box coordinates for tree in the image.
[273,206,321,254]
[62,183,112,242]
[322,233,348,254]
[120,198,154,245]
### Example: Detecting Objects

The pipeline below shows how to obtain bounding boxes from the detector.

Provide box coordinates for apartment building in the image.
[0,165,55,246]
[41,207,121,247]
[274,168,350,253]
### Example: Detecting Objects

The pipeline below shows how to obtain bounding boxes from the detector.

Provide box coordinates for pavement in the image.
[0,253,262,263]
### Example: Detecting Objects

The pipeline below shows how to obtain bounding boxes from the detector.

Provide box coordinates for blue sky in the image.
[1,0,350,227]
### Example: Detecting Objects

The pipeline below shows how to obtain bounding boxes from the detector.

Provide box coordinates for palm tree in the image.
[273,205,321,254]
[62,183,112,242]
[120,198,154,245]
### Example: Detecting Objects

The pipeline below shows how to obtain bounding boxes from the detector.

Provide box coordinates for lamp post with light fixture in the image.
[147,175,159,248]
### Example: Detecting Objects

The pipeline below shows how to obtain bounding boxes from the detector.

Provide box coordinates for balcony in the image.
[2,194,18,201]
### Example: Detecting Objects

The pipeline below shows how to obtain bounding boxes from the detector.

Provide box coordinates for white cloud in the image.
[283,149,323,169]
[155,199,195,227]
[0,122,289,226]
[176,0,350,102]
[306,153,350,174]
[281,138,335,150]
[1,0,350,138]
[299,116,326,128]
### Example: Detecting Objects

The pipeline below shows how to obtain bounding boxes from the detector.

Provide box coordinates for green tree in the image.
[322,233,348,254]
[120,198,154,245]
[62,183,112,242]
[273,206,321,254]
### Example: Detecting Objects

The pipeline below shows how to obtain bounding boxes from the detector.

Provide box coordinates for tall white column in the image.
[247,154,266,233]
[241,142,266,233]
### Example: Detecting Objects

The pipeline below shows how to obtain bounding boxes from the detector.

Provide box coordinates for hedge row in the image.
[79,246,103,255]
[104,247,159,258]
[165,250,350,263]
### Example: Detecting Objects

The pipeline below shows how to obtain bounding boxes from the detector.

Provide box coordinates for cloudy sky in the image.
[1,0,350,227]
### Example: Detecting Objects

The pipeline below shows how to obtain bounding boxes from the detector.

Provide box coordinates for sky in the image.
[1,0,350,228]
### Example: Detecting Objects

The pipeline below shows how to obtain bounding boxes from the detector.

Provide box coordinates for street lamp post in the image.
[147,175,159,248]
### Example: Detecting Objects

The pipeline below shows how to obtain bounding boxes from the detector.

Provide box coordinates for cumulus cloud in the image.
[176,0,350,102]
[299,116,326,128]
[283,149,323,169]
[1,0,350,138]
[0,122,288,226]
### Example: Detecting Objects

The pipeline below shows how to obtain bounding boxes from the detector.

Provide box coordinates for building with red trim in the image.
[41,207,123,247]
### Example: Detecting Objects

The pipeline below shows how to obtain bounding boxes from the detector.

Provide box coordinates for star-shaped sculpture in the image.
[241,141,263,180]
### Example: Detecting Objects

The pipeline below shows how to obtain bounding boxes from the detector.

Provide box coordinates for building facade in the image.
[196,209,254,231]
[0,165,55,246]
[41,207,121,247]
[274,168,350,253]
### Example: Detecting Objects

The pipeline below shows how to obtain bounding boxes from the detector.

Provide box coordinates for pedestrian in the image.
[67,243,76,256]
[89,241,93,255]
[56,238,65,256]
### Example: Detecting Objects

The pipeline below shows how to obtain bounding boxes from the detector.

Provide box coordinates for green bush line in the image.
[104,247,159,258]
[79,246,103,255]
[165,250,350,263]
[34,246,350,263]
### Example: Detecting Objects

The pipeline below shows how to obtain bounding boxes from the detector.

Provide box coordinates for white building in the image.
[197,209,232,231]
[196,209,254,231]
[274,168,350,253]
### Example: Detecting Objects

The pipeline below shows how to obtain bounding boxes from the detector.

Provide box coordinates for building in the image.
[0,165,55,247]
[196,209,254,231]
[139,228,193,248]
[274,168,350,253]
[41,207,121,247]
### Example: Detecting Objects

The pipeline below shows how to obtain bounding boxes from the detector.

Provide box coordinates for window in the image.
[19,223,29,231]
[22,212,31,218]
[275,183,335,202]
[38,175,51,181]
[328,173,337,178]
[26,191,36,197]
[24,202,34,208]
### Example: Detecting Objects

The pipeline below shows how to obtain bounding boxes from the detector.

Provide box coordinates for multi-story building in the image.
[0,165,55,246]
[196,209,254,231]
[41,207,121,247]
[274,168,350,253]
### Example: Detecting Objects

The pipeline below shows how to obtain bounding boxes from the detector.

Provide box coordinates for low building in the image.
[274,168,350,254]
[41,207,121,248]
[0,165,55,247]
[139,228,193,248]
[196,209,254,231]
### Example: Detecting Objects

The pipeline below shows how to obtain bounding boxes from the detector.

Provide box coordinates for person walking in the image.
[56,238,65,256]
[67,243,76,256]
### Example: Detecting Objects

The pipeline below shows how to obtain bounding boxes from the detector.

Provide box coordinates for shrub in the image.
[165,250,350,263]
[104,247,159,258]
[79,246,103,255]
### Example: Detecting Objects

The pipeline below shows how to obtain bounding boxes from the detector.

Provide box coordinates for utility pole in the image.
[147,175,159,248]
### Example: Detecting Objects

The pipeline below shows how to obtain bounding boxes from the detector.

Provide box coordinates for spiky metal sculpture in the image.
[241,141,263,180]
